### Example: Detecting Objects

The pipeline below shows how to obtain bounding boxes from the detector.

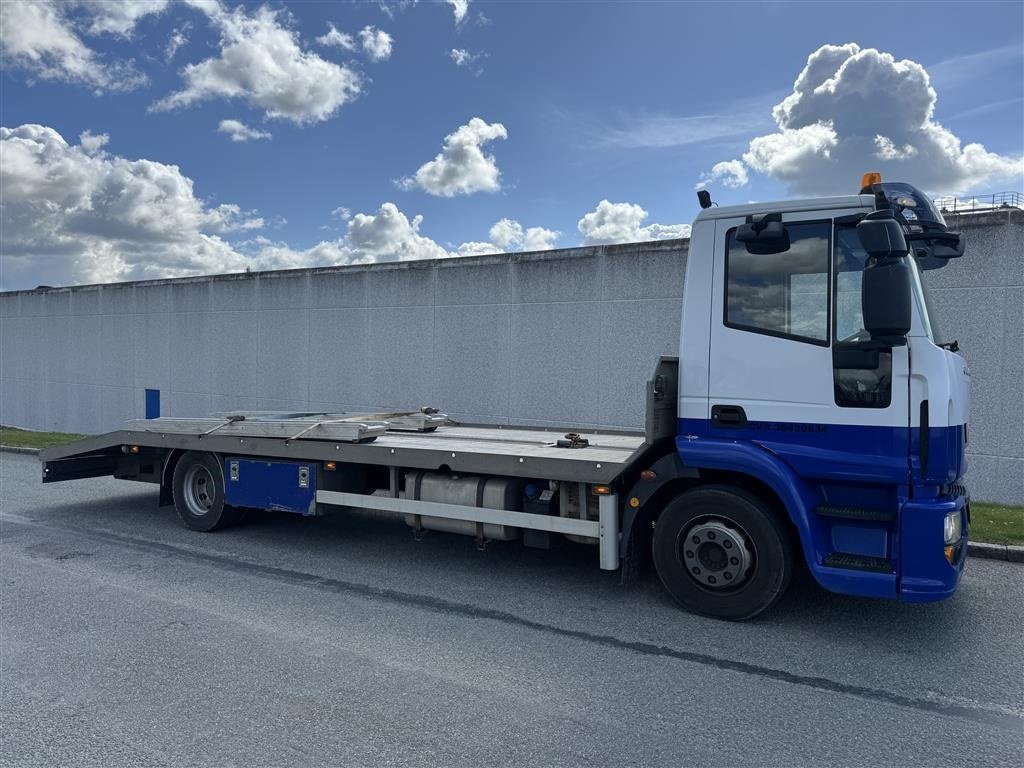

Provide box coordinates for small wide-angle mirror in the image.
[736,213,790,254]
[911,231,966,270]
[856,209,909,259]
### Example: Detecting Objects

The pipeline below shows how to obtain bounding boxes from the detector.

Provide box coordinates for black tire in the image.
[652,485,792,621]
[171,451,240,532]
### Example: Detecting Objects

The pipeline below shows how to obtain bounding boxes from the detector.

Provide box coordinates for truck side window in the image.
[833,226,892,408]
[724,221,830,345]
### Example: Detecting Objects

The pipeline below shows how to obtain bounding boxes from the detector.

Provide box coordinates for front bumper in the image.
[899,494,969,603]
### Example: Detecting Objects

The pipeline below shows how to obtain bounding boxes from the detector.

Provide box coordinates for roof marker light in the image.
[860,172,883,193]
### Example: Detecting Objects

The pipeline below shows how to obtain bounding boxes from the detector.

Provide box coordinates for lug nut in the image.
[685,550,694,559]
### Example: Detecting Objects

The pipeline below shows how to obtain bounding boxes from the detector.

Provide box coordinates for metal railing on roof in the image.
[932,192,1023,214]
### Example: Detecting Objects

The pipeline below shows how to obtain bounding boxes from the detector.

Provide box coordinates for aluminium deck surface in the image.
[40,423,649,484]
[370,425,646,465]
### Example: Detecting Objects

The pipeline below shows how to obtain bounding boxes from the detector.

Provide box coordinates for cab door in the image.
[707,212,911,486]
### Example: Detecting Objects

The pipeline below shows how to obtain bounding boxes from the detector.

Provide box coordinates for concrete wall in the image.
[921,209,1024,505]
[1,211,1021,503]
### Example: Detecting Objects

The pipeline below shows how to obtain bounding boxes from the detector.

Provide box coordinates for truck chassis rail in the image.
[317,490,621,570]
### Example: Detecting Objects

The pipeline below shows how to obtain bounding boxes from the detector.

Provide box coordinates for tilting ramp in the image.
[125,416,388,443]
[124,408,449,444]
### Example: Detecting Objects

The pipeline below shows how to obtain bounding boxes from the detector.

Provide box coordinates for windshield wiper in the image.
[938,340,960,352]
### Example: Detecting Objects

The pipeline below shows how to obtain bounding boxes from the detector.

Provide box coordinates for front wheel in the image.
[171,451,240,532]
[652,485,793,621]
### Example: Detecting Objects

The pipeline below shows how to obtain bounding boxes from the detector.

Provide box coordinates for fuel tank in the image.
[402,471,525,540]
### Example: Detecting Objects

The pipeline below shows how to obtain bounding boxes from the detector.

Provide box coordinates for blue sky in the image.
[1,0,1022,289]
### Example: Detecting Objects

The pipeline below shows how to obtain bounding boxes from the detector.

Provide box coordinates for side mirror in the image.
[857,209,912,345]
[862,257,912,345]
[736,213,790,255]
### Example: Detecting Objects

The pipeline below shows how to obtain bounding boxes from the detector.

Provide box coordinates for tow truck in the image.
[39,174,971,620]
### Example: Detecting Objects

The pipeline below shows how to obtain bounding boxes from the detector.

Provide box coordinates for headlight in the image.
[944,510,962,545]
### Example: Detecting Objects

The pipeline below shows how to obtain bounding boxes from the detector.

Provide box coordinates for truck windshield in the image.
[907,256,942,343]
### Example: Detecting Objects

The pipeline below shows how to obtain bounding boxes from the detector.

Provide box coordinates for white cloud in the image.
[0,123,272,289]
[78,130,110,154]
[740,43,1023,195]
[153,5,361,124]
[577,200,691,246]
[873,135,917,161]
[448,47,484,75]
[399,118,507,197]
[488,218,559,251]
[316,22,355,51]
[344,203,448,261]
[181,0,224,19]
[0,124,566,290]
[377,0,419,20]
[521,226,560,251]
[0,0,146,91]
[446,0,470,25]
[453,241,502,257]
[264,210,559,265]
[248,202,451,268]
[449,48,473,66]
[164,22,192,61]
[84,0,170,37]
[487,218,522,250]
[217,119,272,142]
[695,159,749,189]
[595,111,771,150]
[359,25,393,62]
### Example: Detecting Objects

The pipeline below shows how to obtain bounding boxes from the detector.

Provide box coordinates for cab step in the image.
[816,504,895,523]
[822,553,894,573]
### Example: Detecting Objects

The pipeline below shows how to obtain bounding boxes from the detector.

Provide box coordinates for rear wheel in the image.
[171,451,240,531]
[652,485,792,620]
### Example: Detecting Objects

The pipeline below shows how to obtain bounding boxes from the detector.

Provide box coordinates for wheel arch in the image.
[674,439,821,572]
[622,443,818,572]
[159,448,186,507]
[161,448,224,507]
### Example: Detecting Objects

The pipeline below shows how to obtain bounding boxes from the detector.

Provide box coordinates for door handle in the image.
[711,404,747,428]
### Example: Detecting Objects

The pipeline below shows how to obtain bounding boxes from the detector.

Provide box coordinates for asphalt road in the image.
[1,452,1022,768]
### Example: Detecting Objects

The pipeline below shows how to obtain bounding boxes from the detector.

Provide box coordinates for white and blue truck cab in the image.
[39,175,971,621]
[653,175,971,615]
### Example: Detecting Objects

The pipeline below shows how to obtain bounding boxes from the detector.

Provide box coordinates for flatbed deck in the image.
[41,422,648,485]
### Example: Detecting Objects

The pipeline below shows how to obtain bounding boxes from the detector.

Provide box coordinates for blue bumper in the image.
[898,494,969,603]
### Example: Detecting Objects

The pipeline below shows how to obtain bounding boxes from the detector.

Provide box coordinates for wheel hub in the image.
[681,519,753,589]
[183,464,215,517]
